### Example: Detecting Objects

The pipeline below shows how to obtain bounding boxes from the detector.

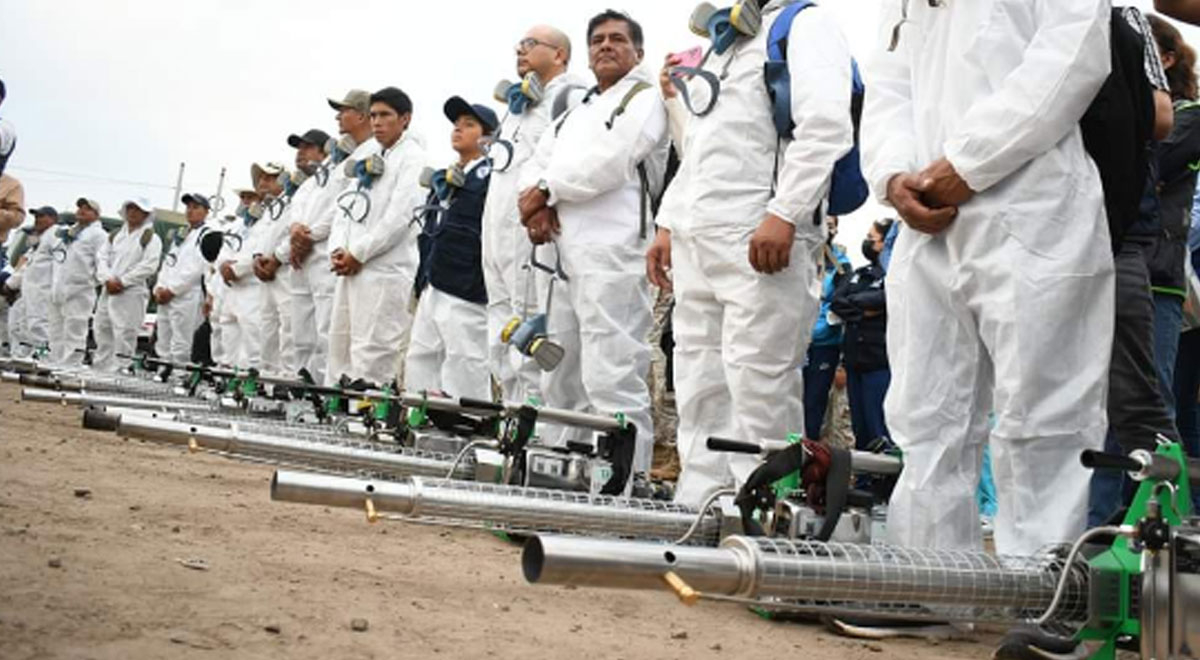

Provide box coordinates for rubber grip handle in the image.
[457,397,504,412]
[706,437,763,455]
[1080,450,1143,473]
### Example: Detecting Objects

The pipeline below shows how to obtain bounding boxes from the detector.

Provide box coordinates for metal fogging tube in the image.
[270,470,721,544]
[114,417,471,479]
[523,535,1089,624]
[22,387,211,412]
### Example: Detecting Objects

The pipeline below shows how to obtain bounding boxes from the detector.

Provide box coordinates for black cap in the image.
[287,129,332,150]
[443,96,500,135]
[181,193,211,210]
[28,205,57,219]
[369,86,413,117]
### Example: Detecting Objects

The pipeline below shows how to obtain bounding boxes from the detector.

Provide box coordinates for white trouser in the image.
[405,286,490,400]
[883,215,1114,557]
[327,267,414,387]
[223,282,265,369]
[0,297,9,355]
[290,245,336,382]
[15,283,51,356]
[49,288,96,366]
[154,291,204,365]
[671,227,822,508]
[540,241,655,474]
[484,228,543,403]
[5,296,22,356]
[92,286,149,372]
[259,274,295,374]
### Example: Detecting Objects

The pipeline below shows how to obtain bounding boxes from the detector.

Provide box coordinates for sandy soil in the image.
[0,381,996,660]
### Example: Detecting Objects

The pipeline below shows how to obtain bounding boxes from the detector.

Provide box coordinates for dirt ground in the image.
[0,381,996,660]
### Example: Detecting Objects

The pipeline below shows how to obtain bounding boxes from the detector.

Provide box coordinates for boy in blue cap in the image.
[405,97,498,398]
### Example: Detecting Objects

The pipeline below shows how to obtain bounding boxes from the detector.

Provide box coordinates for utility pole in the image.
[211,166,227,215]
[171,162,186,212]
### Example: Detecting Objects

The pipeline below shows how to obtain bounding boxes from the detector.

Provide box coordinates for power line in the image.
[7,165,177,190]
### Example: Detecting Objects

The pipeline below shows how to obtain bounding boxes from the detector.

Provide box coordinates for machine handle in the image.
[706,437,764,455]
[458,397,504,413]
[1080,450,1143,473]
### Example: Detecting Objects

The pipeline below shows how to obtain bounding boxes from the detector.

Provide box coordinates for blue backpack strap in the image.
[765,1,815,137]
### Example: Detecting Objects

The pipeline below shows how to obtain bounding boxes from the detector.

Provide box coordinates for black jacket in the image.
[830,263,888,373]
[415,160,490,305]
[1149,100,1200,293]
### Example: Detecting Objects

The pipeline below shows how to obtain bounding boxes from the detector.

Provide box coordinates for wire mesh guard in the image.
[738,537,1089,626]
[380,478,720,544]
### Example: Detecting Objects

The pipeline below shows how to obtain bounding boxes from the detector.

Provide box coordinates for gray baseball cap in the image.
[328,89,370,114]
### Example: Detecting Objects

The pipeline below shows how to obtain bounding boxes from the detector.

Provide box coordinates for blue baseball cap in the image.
[443,96,499,134]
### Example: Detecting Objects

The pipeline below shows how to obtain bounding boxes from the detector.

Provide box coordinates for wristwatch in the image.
[536,178,551,197]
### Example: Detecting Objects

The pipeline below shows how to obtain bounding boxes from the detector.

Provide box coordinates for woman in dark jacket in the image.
[830,219,893,452]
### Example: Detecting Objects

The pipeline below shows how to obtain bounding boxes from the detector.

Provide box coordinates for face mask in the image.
[494,72,544,115]
[689,1,762,56]
[862,239,880,264]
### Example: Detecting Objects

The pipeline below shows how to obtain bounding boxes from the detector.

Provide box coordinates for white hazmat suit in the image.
[482,72,590,402]
[863,0,1114,556]
[255,195,298,374]
[9,227,56,356]
[327,133,428,386]
[659,2,853,507]
[93,218,163,371]
[217,210,269,369]
[521,67,668,475]
[283,169,337,382]
[48,221,106,366]
[155,222,211,365]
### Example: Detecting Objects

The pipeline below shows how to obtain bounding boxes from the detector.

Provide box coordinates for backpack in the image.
[1080,8,1156,250]
[764,0,868,217]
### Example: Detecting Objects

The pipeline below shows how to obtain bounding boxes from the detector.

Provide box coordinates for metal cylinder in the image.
[115,416,470,479]
[21,387,211,412]
[524,535,1089,624]
[270,470,721,544]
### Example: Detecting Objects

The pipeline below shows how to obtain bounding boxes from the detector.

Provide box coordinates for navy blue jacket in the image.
[415,160,490,305]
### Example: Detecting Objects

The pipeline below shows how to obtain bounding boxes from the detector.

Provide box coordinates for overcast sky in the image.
[2,0,1196,264]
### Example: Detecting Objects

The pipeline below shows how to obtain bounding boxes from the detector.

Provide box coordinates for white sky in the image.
[2,0,1197,265]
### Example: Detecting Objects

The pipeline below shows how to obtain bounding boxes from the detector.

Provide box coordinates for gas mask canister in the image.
[500,245,568,372]
[494,72,545,116]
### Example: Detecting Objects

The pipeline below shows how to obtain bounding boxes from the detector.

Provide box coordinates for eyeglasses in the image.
[889,0,944,52]
[515,38,555,54]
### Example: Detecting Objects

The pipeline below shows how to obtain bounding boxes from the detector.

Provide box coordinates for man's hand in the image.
[659,53,683,100]
[104,277,125,295]
[886,173,958,235]
[749,214,796,274]
[153,287,175,305]
[646,227,673,291]
[290,224,313,267]
[523,207,560,245]
[330,248,363,276]
[518,186,548,223]
[1156,0,1200,24]
[253,255,281,282]
[219,261,238,285]
[917,158,974,209]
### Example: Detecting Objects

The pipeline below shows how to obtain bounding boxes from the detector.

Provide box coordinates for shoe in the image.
[992,626,1087,660]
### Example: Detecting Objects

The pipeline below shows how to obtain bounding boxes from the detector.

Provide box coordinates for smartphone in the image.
[671,46,704,70]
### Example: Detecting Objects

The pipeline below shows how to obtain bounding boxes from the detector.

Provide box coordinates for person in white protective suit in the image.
[647,0,854,507]
[153,193,213,365]
[7,206,59,357]
[250,161,297,374]
[216,187,269,369]
[48,198,107,366]
[518,10,669,476]
[92,197,163,371]
[482,25,590,403]
[405,97,498,400]
[862,0,1114,557]
[326,86,428,387]
[279,127,336,382]
[204,212,237,366]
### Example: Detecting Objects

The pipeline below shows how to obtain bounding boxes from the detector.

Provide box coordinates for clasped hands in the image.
[887,157,974,235]
[517,186,559,245]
